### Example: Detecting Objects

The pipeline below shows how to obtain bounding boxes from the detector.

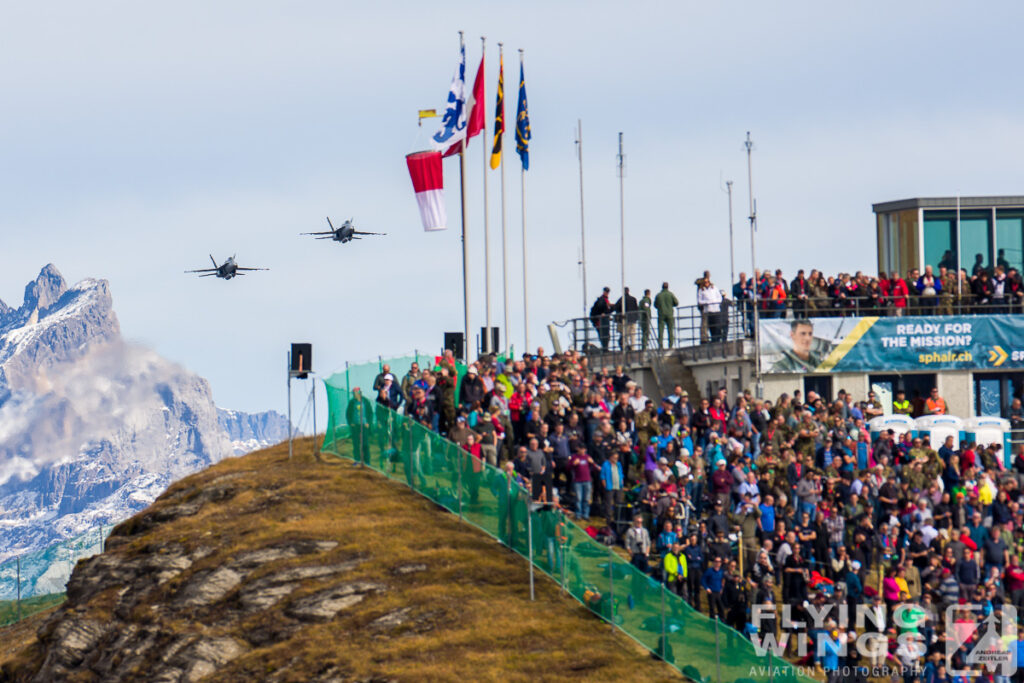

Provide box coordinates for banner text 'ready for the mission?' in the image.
[879,322,974,349]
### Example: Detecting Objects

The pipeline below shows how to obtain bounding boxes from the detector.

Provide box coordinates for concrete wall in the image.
[936,370,972,417]
[688,359,755,401]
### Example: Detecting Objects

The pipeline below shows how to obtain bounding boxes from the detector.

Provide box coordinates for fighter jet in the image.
[301,217,386,244]
[185,255,268,280]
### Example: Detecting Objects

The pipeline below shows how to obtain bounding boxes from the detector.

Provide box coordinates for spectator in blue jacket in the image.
[701,556,726,620]
[600,451,624,522]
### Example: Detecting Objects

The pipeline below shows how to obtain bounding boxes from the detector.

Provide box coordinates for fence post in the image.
[608,545,615,632]
[560,538,566,593]
[527,499,535,601]
[714,616,722,683]
[660,579,667,660]
[457,450,463,521]
[16,555,21,622]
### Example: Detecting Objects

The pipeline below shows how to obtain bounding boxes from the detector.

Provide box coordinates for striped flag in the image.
[490,55,504,170]
[515,62,530,170]
[406,151,446,231]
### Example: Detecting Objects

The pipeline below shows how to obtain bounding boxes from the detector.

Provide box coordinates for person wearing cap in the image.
[663,541,687,596]
[589,286,613,351]
[372,363,393,392]
[458,365,486,409]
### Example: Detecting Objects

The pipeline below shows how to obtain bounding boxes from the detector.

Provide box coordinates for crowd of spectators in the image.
[730,262,1024,320]
[353,347,1024,682]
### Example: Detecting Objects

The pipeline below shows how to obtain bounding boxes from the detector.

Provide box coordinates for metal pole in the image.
[608,545,615,632]
[311,379,317,437]
[457,449,463,521]
[498,45,510,355]
[520,166,528,352]
[287,351,293,461]
[618,132,626,362]
[957,192,962,301]
[660,579,667,660]
[460,147,470,361]
[577,119,588,321]
[520,48,529,354]
[726,180,735,290]
[481,36,492,354]
[745,132,763,398]
[16,556,21,622]
[527,499,535,600]
[560,538,567,592]
[714,616,722,683]
[738,526,744,577]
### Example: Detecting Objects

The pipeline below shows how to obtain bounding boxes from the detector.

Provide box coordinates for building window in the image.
[996,210,1024,274]
[961,210,992,275]
[923,211,956,273]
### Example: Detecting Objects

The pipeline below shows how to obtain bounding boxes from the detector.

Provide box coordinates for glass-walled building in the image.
[874,196,1024,276]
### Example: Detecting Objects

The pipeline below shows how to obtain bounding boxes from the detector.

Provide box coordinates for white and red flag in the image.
[405,150,446,231]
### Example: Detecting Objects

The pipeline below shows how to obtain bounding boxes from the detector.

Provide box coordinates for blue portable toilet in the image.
[963,416,1012,467]
[914,415,964,451]
[868,414,916,442]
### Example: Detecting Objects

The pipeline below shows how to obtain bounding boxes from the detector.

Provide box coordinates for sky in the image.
[2,1,1024,421]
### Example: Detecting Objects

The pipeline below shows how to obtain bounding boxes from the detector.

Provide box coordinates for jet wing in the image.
[235,267,269,271]
[185,268,219,273]
[301,231,335,235]
[352,231,386,236]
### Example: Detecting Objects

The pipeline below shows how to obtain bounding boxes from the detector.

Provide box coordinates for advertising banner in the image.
[760,315,1024,374]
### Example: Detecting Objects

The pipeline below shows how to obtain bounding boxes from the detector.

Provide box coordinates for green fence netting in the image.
[322,375,810,683]
[325,350,517,439]
[0,524,113,626]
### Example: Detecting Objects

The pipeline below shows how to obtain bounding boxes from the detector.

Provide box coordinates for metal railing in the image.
[555,303,749,356]
[554,296,1024,357]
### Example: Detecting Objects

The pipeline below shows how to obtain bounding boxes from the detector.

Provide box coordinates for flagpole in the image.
[499,43,511,356]
[459,32,470,362]
[617,132,626,360]
[481,36,492,355]
[519,48,529,354]
[576,119,588,322]
[745,131,762,398]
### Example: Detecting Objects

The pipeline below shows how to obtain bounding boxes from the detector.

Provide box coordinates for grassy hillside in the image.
[0,437,677,681]
[0,593,65,628]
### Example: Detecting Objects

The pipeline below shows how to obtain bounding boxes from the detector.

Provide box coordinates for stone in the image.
[285,581,385,622]
[179,567,244,607]
[369,607,412,630]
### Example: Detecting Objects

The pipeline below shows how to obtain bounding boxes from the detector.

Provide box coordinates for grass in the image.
[0,437,679,681]
[0,593,65,627]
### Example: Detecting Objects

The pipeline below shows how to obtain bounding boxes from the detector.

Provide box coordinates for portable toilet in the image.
[869,414,916,442]
[914,415,964,450]
[963,416,1012,467]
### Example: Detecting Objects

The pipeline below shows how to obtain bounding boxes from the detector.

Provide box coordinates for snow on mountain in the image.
[0,265,291,562]
[217,408,292,456]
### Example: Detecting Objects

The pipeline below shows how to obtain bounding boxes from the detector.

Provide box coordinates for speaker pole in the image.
[287,350,293,461]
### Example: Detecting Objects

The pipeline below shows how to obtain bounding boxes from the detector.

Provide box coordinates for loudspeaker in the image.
[290,343,312,378]
[479,327,500,354]
[443,332,464,361]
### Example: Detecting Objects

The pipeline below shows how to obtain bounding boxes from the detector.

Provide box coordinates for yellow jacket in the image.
[663,552,687,582]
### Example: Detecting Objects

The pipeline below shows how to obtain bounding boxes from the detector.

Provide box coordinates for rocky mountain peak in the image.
[22,264,68,314]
